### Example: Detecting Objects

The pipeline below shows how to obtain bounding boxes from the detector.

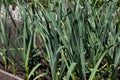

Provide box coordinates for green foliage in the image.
[0,0,120,80]
[36,0,120,80]
[0,0,14,4]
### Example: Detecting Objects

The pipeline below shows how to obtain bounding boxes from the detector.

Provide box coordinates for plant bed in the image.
[0,0,120,80]
[0,55,51,80]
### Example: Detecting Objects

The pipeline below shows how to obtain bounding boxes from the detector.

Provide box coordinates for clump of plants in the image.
[0,0,120,80]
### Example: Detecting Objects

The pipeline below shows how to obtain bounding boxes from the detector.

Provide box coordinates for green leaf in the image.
[33,73,48,80]
[29,64,41,79]
[65,62,76,80]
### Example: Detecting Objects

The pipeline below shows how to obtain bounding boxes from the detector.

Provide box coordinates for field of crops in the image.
[0,0,120,80]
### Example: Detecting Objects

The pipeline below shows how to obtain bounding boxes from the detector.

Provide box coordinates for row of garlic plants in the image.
[0,0,120,80]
